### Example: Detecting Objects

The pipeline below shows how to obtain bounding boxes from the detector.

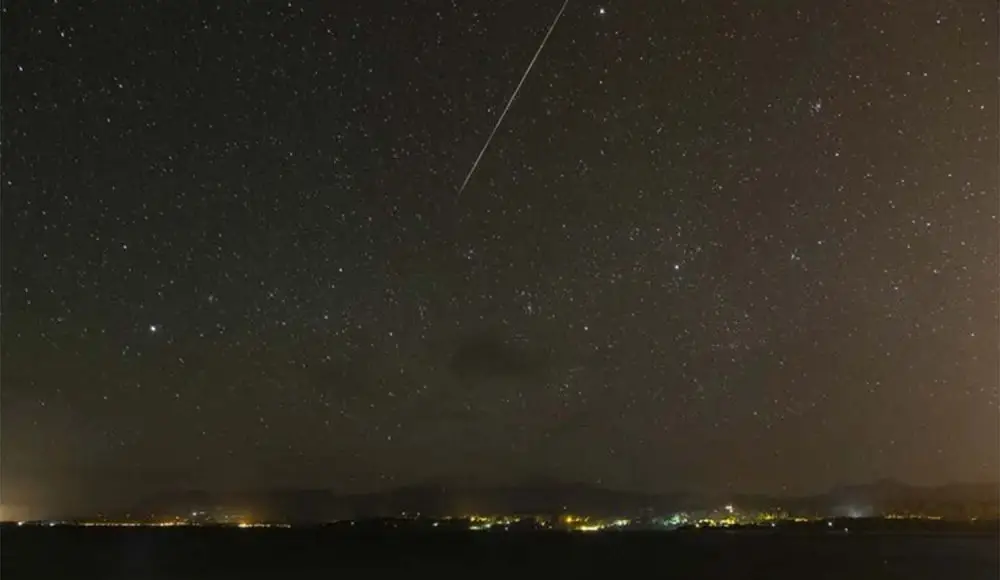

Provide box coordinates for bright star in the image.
[598,7,606,15]
[149,324,160,334]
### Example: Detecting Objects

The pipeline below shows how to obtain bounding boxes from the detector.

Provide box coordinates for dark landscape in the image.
[3,523,998,580]
[5,482,997,579]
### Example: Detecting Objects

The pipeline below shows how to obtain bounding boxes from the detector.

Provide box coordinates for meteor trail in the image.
[456,0,571,200]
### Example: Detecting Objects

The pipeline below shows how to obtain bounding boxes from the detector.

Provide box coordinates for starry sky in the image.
[1,0,997,516]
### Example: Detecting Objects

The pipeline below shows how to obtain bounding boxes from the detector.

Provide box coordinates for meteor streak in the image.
[456,0,571,200]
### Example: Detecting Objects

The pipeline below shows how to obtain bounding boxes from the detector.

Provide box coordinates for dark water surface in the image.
[2,527,997,579]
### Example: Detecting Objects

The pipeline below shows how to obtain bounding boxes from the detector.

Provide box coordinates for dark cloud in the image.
[299,352,376,403]
[449,333,550,381]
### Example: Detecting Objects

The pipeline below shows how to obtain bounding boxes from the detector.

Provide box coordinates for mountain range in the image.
[130,479,999,523]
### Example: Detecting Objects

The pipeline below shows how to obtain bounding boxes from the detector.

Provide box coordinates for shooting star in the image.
[456,0,571,200]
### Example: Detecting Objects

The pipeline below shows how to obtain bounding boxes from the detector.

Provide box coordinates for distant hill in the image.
[129,481,999,524]
[134,483,688,522]
[818,479,999,518]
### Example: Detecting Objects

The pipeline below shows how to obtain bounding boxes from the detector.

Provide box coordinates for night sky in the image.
[1,1,997,517]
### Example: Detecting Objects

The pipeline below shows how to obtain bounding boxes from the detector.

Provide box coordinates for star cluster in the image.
[1,0,996,514]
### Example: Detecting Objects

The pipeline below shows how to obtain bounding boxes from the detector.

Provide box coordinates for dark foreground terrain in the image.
[2,526,998,579]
